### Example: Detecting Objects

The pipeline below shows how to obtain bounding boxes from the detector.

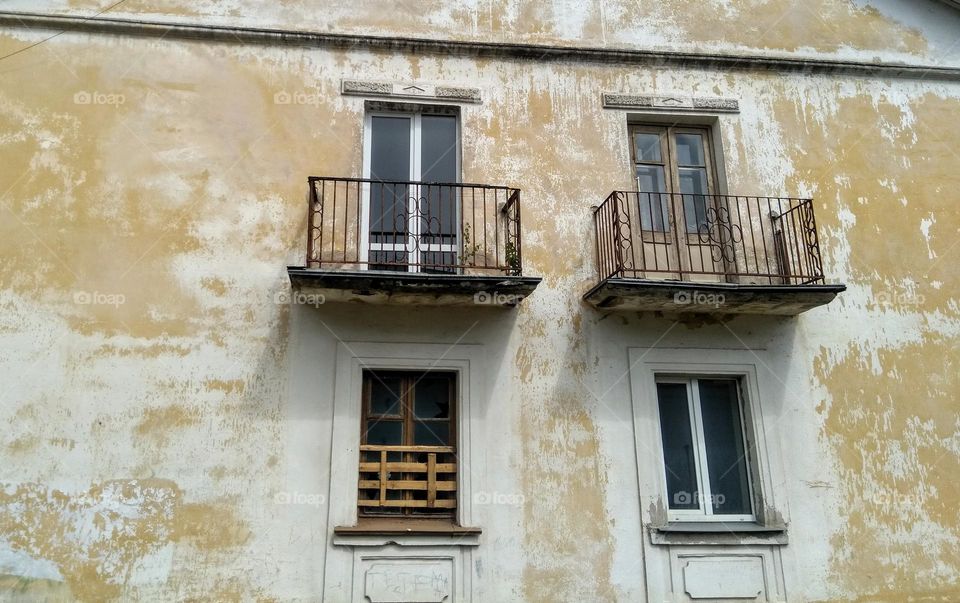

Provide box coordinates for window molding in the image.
[627,347,789,544]
[655,376,757,523]
[327,341,484,547]
[604,93,740,113]
[343,79,482,104]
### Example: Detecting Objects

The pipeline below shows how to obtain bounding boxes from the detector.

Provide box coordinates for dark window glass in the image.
[365,420,403,446]
[369,376,403,416]
[369,116,411,241]
[657,383,700,510]
[698,379,752,515]
[414,421,449,446]
[415,377,452,419]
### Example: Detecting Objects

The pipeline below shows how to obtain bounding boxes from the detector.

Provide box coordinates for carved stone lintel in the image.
[342,79,481,103]
[603,92,739,113]
[342,80,392,94]
[693,97,740,111]
[436,86,482,102]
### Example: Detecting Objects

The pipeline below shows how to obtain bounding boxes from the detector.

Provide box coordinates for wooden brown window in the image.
[358,370,457,517]
[630,124,718,234]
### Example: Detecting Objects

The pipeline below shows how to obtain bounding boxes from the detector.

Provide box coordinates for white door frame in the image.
[361,111,461,273]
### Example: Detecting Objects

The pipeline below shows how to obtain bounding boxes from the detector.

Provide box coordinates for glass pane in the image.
[371,116,411,180]
[365,420,403,446]
[420,251,457,273]
[639,192,670,233]
[657,383,700,510]
[415,375,452,419]
[636,165,669,232]
[675,133,705,166]
[634,132,662,162]
[420,116,458,246]
[369,183,409,240]
[421,115,458,183]
[370,117,411,241]
[419,184,458,242]
[414,421,449,446]
[368,375,402,416]
[679,168,709,234]
[636,165,666,193]
[368,250,408,271]
[698,379,752,515]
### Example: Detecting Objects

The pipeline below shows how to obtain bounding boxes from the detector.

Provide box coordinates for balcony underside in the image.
[584,278,846,315]
[288,267,541,307]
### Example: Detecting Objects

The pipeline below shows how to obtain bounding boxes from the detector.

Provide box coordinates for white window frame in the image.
[361,110,461,273]
[628,348,785,530]
[655,375,756,523]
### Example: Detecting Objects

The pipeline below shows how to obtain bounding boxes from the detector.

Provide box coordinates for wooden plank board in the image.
[359,480,457,491]
[359,445,455,453]
[359,462,457,472]
[358,498,457,509]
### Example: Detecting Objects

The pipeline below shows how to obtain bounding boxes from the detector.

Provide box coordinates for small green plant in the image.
[504,241,520,275]
[460,223,483,266]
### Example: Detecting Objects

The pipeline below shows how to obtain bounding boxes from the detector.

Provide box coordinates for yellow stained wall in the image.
[0,2,958,601]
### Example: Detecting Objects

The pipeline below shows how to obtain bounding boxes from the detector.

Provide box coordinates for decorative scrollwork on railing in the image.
[801,203,823,277]
[380,192,462,259]
[612,192,635,276]
[697,206,743,264]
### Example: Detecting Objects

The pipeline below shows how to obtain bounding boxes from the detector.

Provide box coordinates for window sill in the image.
[648,522,787,546]
[333,518,481,547]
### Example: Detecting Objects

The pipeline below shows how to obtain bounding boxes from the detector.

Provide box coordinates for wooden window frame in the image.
[358,370,458,519]
[629,124,720,242]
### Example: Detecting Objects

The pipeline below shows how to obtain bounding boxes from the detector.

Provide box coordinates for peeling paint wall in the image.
[1,1,959,601]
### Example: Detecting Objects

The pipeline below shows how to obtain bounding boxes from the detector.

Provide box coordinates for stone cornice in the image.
[3,11,960,82]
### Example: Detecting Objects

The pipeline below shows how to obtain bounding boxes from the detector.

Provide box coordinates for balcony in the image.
[584,191,845,315]
[287,177,541,306]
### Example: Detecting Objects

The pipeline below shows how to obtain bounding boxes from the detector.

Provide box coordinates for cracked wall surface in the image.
[1,1,958,601]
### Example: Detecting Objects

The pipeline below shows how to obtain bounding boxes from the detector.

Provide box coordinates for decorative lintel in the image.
[603,93,739,113]
[342,79,481,103]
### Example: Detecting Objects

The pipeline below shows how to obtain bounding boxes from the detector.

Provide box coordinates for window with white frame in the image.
[655,376,755,521]
[363,108,460,273]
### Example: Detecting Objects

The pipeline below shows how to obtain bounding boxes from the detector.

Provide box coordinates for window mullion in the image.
[689,378,714,516]
[736,380,758,517]
[409,114,422,272]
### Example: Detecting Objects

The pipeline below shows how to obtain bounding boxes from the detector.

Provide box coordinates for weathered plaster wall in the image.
[1,2,958,601]
[5,0,960,66]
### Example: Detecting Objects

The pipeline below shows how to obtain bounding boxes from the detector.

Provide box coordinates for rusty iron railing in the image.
[306,177,523,276]
[593,191,825,285]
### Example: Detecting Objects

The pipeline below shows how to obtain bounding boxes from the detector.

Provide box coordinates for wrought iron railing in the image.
[306,177,523,275]
[593,191,825,285]
[358,444,457,515]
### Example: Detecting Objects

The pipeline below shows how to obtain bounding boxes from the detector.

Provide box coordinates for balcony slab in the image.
[584,278,845,315]
[287,267,541,307]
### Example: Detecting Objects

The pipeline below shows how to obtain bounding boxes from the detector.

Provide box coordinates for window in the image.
[363,110,460,273]
[358,370,457,518]
[656,376,755,521]
[630,125,716,234]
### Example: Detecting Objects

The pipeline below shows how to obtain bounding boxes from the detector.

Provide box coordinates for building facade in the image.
[1,1,959,601]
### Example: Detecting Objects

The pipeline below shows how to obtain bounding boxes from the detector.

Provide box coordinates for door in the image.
[630,125,723,281]
[363,111,459,273]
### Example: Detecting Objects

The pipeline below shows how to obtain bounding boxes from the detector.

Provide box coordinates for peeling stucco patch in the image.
[0,480,249,602]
